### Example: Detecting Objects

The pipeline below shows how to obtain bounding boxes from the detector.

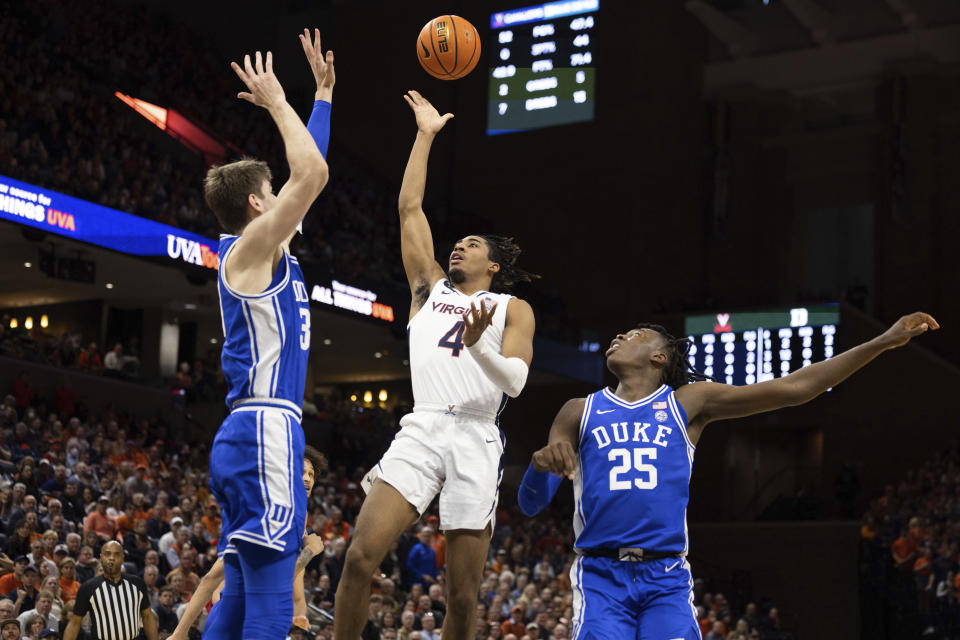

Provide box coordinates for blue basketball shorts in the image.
[569,555,701,640]
[209,403,306,556]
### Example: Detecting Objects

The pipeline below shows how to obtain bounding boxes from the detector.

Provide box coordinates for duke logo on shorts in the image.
[209,235,310,556]
[569,385,701,640]
[373,280,512,531]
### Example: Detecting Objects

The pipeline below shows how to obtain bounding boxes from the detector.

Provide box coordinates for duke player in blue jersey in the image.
[201,31,334,640]
[520,312,939,639]
[335,92,538,640]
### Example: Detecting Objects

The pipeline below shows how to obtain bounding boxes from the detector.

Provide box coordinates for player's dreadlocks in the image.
[637,322,712,389]
[480,235,540,293]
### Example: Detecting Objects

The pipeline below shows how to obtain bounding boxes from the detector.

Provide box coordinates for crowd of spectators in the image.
[0,370,788,640]
[0,321,150,385]
[0,0,578,343]
[860,442,960,639]
[0,0,416,290]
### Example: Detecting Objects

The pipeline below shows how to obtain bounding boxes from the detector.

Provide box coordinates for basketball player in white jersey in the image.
[333,91,537,640]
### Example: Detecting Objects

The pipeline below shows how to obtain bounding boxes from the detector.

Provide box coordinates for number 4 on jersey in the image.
[438,321,466,357]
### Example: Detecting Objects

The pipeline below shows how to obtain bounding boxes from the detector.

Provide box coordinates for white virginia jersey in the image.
[408,279,513,419]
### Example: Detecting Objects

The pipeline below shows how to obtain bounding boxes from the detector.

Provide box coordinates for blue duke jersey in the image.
[217,234,312,410]
[408,279,513,418]
[573,385,694,553]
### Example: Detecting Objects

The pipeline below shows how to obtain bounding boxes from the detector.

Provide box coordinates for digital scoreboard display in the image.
[487,0,597,135]
[684,305,839,386]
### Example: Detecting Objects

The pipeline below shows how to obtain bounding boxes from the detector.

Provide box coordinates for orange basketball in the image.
[416,15,481,80]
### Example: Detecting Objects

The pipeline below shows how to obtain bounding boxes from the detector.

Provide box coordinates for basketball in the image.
[416,15,481,80]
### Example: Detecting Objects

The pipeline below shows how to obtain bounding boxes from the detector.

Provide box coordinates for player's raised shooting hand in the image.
[877,312,940,350]
[462,301,497,347]
[403,90,454,135]
[231,51,286,110]
[300,28,335,101]
[532,441,577,480]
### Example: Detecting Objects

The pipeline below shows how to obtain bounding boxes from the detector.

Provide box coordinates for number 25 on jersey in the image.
[608,447,658,491]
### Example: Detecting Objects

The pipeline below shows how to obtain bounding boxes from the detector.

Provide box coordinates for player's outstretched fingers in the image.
[265,51,273,74]
[255,51,264,74]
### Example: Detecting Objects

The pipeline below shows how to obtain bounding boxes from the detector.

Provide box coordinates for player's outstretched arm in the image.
[519,398,584,516]
[229,51,328,268]
[280,28,335,246]
[677,312,940,434]
[168,558,225,640]
[398,91,450,311]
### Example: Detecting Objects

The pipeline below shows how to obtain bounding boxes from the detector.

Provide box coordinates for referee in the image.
[63,541,158,640]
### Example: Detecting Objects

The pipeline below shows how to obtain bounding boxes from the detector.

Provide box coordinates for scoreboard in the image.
[684,305,839,386]
[487,0,598,135]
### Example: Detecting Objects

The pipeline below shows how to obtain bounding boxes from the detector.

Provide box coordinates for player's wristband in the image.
[306,99,331,158]
[466,338,528,398]
[518,463,562,516]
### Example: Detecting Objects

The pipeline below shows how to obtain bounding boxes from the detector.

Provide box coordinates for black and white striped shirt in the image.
[73,575,149,640]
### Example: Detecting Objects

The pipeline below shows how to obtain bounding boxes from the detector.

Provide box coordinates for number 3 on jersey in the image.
[438,321,466,357]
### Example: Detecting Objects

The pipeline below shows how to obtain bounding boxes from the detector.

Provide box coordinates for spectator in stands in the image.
[4,523,31,560]
[406,527,437,588]
[56,559,79,604]
[142,565,160,609]
[84,495,116,541]
[16,588,55,629]
[26,542,54,578]
[166,547,199,600]
[75,546,97,584]
[158,516,182,557]
[323,507,350,542]
[0,558,27,595]
[11,564,40,613]
[0,619,17,640]
[153,586,179,636]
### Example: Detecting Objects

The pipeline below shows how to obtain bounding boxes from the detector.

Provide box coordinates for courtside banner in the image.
[0,174,218,270]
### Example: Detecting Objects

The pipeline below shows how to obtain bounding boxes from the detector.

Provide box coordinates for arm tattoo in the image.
[295,547,317,573]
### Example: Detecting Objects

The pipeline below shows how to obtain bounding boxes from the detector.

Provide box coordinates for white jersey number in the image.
[299,308,311,351]
[608,448,658,491]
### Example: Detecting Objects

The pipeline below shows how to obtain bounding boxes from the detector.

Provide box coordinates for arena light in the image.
[24,262,31,268]
[363,391,373,404]
[9,318,17,329]
[40,315,48,329]
[114,92,228,165]
[24,317,33,330]
[350,394,358,402]
[114,92,168,131]
[378,390,388,402]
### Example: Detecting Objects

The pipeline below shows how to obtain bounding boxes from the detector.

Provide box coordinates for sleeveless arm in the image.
[226,53,328,291]
[168,559,223,640]
[398,131,446,313]
[676,311,938,442]
[531,398,585,479]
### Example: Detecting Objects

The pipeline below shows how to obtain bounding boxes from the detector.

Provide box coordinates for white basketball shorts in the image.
[368,408,505,532]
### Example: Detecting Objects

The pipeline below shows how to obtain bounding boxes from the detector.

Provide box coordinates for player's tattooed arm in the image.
[399,91,450,317]
[676,311,939,442]
[532,397,585,480]
[296,533,326,572]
